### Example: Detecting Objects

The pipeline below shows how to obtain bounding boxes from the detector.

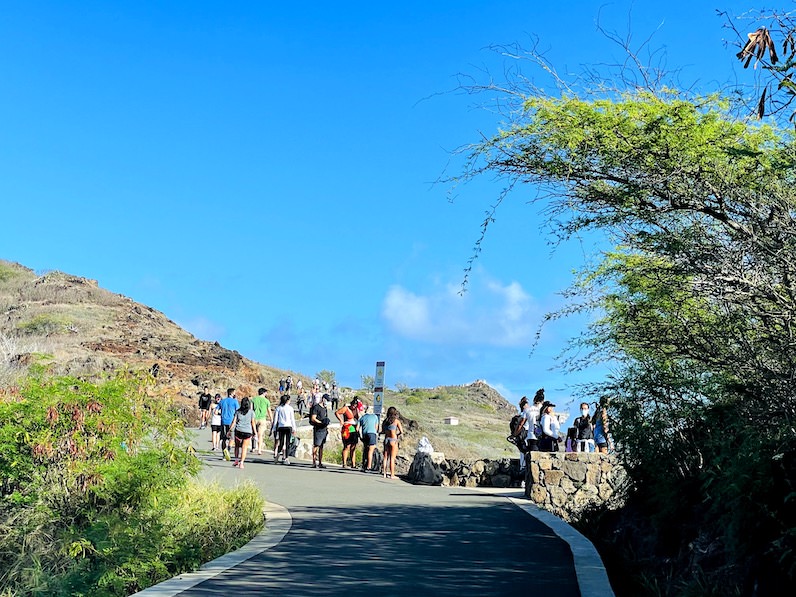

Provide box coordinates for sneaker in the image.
[273,455,278,463]
[233,461,239,467]
[239,463,245,469]
[318,463,326,469]
[284,458,290,465]
[223,448,230,461]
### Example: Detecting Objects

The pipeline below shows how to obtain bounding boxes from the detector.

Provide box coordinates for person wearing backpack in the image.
[510,396,533,471]
[309,393,331,469]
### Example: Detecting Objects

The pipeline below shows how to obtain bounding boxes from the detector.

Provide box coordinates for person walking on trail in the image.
[309,393,331,469]
[198,385,212,429]
[329,383,340,410]
[210,394,222,451]
[296,390,307,417]
[336,397,362,469]
[358,405,379,472]
[229,397,256,469]
[272,394,296,465]
[381,406,403,479]
[252,387,272,455]
[219,388,239,461]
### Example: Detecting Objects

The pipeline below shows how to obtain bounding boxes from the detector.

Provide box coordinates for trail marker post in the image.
[373,360,385,416]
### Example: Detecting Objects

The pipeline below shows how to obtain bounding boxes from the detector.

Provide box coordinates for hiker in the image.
[329,383,340,410]
[252,387,272,456]
[511,396,533,470]
[592,397,612,453]
[210,394,222,450]
[219,388,239,461]
[198,385,212,429]
[336,397,362,468]
[279,379,285,394]
[309,393,331,468]
[575,402,595,452]
[358,404,380,472]
[381,406,403,479]
[285,376,292,393]
[272,394,296,465]
[229,397,256,469]
[528,389,545,452]
[539,400,561,452]
[296,390,307,417]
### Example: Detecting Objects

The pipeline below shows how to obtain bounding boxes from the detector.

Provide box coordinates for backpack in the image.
[287,436,298,457]
[362,448,383,472]
[509,414,522,435]
[510,414,528,441]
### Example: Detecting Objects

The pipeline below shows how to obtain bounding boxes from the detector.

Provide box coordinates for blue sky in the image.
[0,0,768,410]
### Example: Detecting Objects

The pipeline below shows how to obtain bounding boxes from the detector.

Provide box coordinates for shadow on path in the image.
[178,499,579,596]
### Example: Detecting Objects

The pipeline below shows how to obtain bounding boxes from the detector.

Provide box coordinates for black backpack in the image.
[510,414,522,435]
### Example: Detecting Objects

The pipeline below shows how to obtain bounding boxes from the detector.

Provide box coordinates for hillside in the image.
[0,259,519,459]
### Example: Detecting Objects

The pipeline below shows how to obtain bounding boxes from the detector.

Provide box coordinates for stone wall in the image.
[525,452,627,522]
[407,452,524,488]
[406,451,627,522]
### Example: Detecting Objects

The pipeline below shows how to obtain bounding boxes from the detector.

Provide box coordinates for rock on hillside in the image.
[0,260,307,418]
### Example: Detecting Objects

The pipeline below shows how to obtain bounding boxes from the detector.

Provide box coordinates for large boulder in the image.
[407,452,443,486]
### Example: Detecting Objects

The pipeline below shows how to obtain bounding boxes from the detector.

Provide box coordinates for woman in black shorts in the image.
[230,397,256,469]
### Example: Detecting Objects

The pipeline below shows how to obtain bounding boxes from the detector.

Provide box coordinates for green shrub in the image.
[16,314,73,336]
[0,371,264,597]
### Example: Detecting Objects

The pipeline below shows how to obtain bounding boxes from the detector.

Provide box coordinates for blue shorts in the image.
[363,432,378,446]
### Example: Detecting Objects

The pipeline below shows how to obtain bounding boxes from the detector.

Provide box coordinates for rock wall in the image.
[407,452,524,488]
[406,451,627,522]
[525,452,627,522]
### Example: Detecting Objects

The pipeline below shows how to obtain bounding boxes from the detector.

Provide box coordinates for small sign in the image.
[373,390,383,415]
[373,361,385,416]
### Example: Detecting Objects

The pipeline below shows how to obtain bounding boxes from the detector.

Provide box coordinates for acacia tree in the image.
[453,37,796,594]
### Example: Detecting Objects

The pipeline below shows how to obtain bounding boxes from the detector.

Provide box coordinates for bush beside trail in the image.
[0,370,264,597]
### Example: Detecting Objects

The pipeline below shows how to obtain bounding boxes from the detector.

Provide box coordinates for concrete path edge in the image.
[130,501,292,597]
[507,495,615,597]
[465,487,615,597]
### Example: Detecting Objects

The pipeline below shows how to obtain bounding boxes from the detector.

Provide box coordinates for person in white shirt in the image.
[271,394,297,465]
[540,400,561,452]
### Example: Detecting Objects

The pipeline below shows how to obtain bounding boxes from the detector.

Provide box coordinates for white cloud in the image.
[381,271,538,347]
[178,316,226,341]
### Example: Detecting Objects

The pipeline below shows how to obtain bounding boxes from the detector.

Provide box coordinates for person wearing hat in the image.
[539,400,561,452]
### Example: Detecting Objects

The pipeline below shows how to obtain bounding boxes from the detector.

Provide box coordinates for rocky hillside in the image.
[0,260,307,416]
[0,259,518,459]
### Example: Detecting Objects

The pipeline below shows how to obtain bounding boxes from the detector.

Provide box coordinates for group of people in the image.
[510,389,613,469]
[197,382,402,478]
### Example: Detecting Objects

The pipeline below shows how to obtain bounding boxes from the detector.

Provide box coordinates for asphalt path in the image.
[142,432,586,597]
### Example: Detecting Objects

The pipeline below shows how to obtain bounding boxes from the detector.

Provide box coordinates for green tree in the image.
[360,374,375,392]
[315,369,336,386]
[454,43,796,594]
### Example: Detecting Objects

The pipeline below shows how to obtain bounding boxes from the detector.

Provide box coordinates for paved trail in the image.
[139,434,593,597]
